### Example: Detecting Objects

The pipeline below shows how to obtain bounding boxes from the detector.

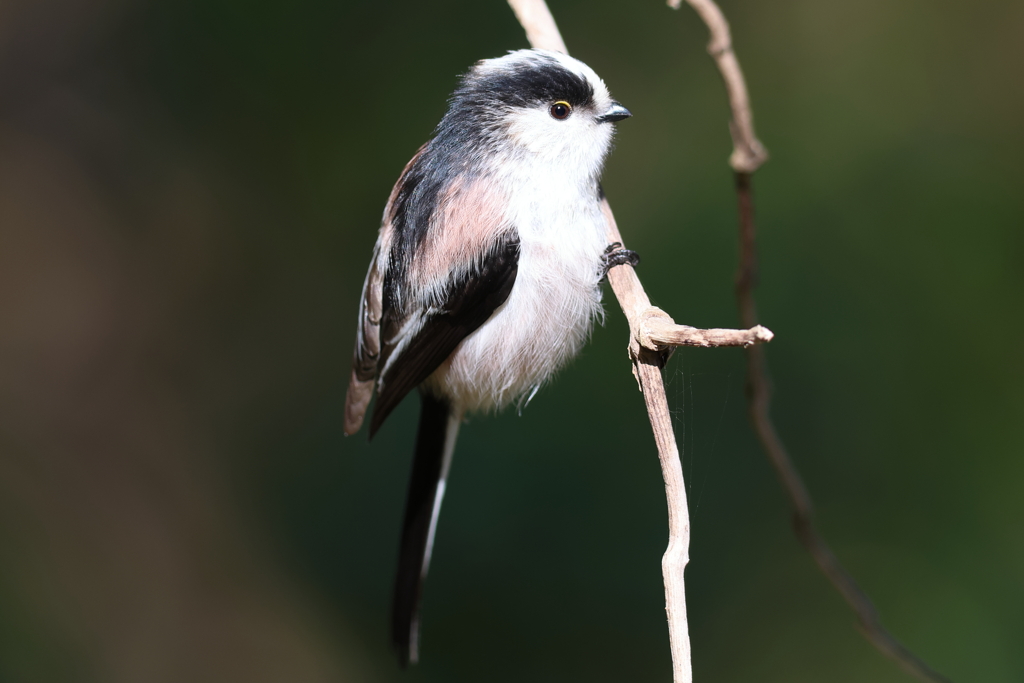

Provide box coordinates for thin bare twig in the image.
[640,307,773,350]
[672,0,951,680]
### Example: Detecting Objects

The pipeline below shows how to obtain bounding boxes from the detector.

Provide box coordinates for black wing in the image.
[369,234,520,437]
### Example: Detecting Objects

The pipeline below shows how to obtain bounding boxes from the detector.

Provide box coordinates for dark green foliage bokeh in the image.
[0,0,1021,681]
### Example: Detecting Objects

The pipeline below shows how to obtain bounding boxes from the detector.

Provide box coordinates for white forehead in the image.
[474,49,611,101]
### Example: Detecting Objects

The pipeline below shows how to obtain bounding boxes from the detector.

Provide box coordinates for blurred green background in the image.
[1,0,1021,681]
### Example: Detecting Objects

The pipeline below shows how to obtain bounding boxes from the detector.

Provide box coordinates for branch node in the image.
[729,137,770,174]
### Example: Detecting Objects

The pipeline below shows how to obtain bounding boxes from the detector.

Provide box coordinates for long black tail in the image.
[391,392,460,667]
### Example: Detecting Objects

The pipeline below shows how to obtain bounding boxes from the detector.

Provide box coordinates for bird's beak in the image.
[597,102,632,123]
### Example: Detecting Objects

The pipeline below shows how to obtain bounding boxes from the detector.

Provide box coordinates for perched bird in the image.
[344,48,635,666]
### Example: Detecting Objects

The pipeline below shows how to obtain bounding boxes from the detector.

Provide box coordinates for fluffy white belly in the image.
[424,218,607,414]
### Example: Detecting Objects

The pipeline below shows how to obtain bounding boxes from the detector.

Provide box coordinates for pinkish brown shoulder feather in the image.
[344,147,511,435]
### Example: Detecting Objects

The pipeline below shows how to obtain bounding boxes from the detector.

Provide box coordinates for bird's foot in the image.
[601,242,640,279]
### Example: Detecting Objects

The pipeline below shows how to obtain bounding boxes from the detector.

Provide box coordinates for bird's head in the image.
[438,49,631,178]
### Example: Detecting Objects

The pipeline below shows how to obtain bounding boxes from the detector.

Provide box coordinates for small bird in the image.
[344,48,635,666]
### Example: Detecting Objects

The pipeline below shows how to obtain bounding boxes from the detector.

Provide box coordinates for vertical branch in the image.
[506,2,694,681]
[507,0,567,54]
[674,1,952,681]
[636,355,693,683]
[604,202,694,683]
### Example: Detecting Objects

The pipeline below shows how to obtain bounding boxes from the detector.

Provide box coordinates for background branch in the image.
[667,0,768,173]
[670,1,952,680]
[734,169,952,683]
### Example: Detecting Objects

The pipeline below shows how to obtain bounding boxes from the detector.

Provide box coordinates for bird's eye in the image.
[549,101,572,120]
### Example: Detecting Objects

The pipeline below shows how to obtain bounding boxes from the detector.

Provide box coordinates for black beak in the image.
[597,102,632,123]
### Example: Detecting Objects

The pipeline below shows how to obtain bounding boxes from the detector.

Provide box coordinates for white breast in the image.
[422,162,608,414]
